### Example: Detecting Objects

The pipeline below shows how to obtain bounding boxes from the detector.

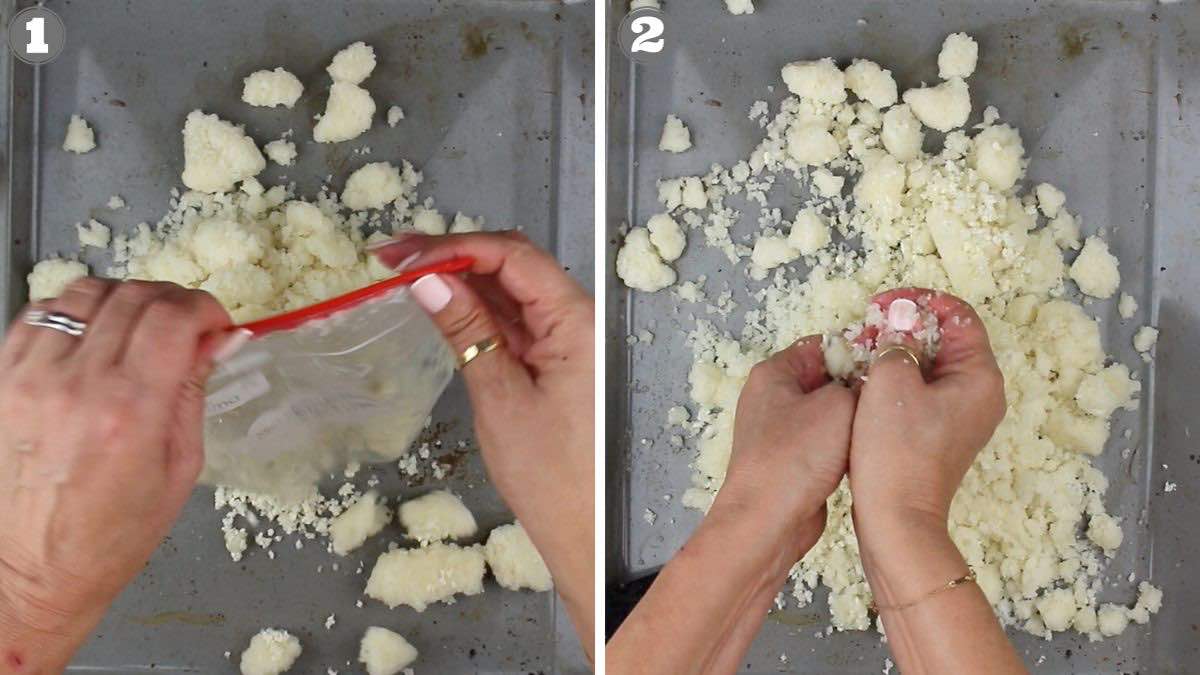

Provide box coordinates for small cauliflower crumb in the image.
[646,213,686,261]
[788,208,831,255]
[1097,604,1130,637]
[937,33,979,79]
[787,123,840,166]
[880,104,923,161]
[386,105,405,127]
[811,169,844,197]
[781,58,847,104]
[903,78,971,132]
[364,542,486,611]
[63,114,96,153]
[411,206,447,235]
[724,0,755,15]
[181,110,266,193]
[449,212,484,233]
[328,490,390,556]
[241,68,304,108]
[1086,512,1124,554]
[485,522,553,592]
[1036,183,1067,218]
[106,194,126,209]
[844,59,898,109]
[264,139,297,166]
[1074,363,1139,418]
[327,42,377,84]
[617,227,676,292]
[314,82,376,143]
[1070,236,1121,299]
[240,628,301,675]
[76,219,111,249]
[1133,325,1158,354]
[1118,293,1138,319]
[659,114,693,153]
[359,627,418,675]
[27,258,88,301]
[341,162,407,210]
[397,490,477,543]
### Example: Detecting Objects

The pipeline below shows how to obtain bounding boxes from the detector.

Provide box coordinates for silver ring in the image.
[23,310,88,337]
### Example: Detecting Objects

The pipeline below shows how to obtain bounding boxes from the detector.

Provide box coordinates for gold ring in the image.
[457,334,505,369]
[874,343,922,369]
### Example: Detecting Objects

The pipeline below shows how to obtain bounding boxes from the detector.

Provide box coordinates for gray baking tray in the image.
[607,1,1200,672]
[0,1,593,672]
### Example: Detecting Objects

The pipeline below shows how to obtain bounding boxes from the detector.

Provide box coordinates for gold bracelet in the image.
[869,570,977,613]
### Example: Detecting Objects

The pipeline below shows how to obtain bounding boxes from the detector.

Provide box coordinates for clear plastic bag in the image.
[200,258,470,502]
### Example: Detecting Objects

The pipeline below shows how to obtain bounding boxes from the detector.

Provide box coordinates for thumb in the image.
[410,273,533,397]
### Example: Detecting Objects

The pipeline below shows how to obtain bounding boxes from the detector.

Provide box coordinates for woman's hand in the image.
[849,288,1006,536]
[608,336,855,675]
[373,232,595,657]
[848,288,1024,675]
[712,335,856,563]
[0,279,232,672]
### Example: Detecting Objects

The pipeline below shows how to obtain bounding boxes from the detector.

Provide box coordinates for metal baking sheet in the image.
[0,0,593,672]
[607,1,1200,672]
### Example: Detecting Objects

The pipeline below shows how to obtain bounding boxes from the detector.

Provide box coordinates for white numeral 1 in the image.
[25,17,48,54]
[630,16,664,54]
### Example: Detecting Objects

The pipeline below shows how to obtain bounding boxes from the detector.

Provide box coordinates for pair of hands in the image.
[715,289,1007,572]
[0,231,594,670]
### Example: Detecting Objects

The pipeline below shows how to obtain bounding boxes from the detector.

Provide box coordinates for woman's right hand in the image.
[849,288,1006,536]
[372,231,595,657]
[849,288,1024,675]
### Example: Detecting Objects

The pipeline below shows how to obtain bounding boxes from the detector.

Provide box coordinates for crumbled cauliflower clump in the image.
[658,32,1160,640]
[659,114,693,153]
[844,59,898,109]
[342,161,418,211]
[241,67,304,108]
[240,628,301,675]
[724,0,755,15]
[1118,293,1138,319]
[63,114,96,153]
[1070,236,1121,298]
[264,139,297,166]
[411,206,447,235]
[314,82,376,143]
[617,227,676,292]
[938,32,979,79]
[364,542,486,611]
[386,105,405,127]
[328,490,391,555]
[76,219,111,249]
[181,110,266,193]
[397,490,477,543]
[646,213,686,261]
[1133,325,1158,354]
[359,627,418,675]
[327,41,377,84]
[27,259,88,301]
[903,77,971,132]
[485,522,553,592]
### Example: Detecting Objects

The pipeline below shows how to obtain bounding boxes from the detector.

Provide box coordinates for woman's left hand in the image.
[0,279,232,672]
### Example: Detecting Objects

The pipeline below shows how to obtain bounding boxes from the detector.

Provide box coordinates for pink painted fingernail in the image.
[214,328,253,363]
[411,274,453,314]
[887,298,918,331]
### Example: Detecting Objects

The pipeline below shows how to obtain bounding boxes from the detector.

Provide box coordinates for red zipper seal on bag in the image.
[237,256,474,338]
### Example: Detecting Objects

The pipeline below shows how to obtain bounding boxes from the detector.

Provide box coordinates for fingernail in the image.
[392,252,422,272]
[411,274,453,314]
[213,328,253,363]
[365,233,416,251]
[887,298,918,331]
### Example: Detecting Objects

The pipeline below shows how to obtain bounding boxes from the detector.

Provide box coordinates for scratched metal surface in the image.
[0,0,593,672]
[607,1,1200,672]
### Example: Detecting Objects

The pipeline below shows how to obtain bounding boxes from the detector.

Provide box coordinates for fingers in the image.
[123,286,232,393]
[409,273,534,398]
[22,277,115,363]
[757,335,832,394]
[865,333,928,394]
[77,281,171,366]
[372,231,589,341]
[0,301,48,367]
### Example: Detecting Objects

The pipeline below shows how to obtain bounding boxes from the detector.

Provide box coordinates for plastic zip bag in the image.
[200,258,471,502]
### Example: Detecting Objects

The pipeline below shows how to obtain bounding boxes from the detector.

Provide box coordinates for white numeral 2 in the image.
[25,17,48,54]
[630,16,664,54]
